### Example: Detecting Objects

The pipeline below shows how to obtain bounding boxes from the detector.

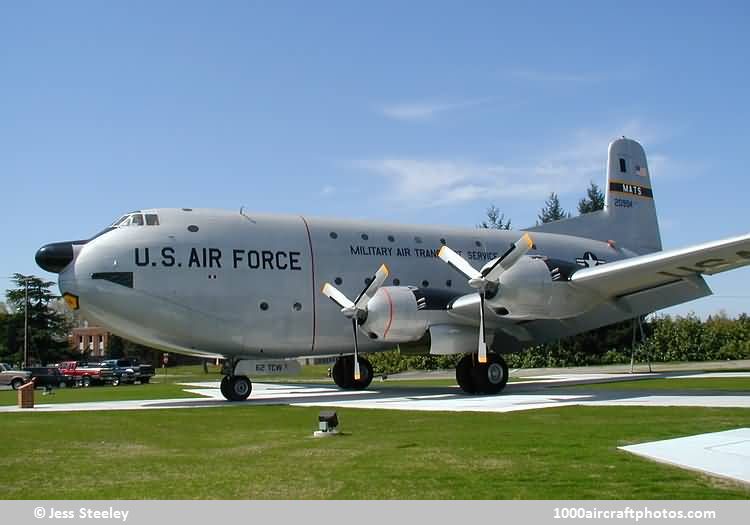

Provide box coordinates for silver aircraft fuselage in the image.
[55,208,628,359]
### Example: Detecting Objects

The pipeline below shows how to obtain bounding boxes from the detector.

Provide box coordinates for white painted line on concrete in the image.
[667,372,750,379]
[619,428,750,485]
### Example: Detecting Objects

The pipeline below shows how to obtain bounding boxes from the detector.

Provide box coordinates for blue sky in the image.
[1,1,748,317]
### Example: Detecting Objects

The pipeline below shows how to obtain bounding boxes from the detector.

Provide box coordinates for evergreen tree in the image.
[478,205,511,230]
[537,192,570,224]
[4,274,72,365]
[578,182,605,214]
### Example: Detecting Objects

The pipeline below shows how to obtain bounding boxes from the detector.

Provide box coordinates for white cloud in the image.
[357,119,672,207]
[380,97,494,121]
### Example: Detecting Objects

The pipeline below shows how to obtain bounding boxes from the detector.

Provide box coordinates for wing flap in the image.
[571,233,750,297]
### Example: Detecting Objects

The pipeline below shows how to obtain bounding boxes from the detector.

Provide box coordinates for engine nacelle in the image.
[360,286,429,343]
[488,256,593,319]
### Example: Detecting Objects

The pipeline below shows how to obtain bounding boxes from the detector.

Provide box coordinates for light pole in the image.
[19,275,32,368]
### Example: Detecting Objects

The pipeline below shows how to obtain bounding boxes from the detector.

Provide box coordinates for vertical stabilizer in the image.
[527,138,662,254]
[603,138,661,253]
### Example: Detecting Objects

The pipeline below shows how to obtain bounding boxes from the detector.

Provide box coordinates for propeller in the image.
[321,264,390,381]
[437,233,533,363]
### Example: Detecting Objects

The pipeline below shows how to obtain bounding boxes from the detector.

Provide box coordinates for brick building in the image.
[69,325,110,358]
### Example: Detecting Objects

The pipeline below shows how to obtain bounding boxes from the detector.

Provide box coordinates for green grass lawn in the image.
[0,405,748,499]
[567,377,750,392]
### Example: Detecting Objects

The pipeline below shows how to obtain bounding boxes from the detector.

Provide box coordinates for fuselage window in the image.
[387,235,395,242]
[421,280,429,287]
[361,233,369,241]
[145,214,159,226]
[334,277,343,285]
[392,278,400,286]
[329,232,338,239]
[131,214,144,226]
[440,238,447,245]
[619,158,627,173]
[187,225,199,233]
[414,236,422,244]
[475,240,482,247]
[446,279,452,287]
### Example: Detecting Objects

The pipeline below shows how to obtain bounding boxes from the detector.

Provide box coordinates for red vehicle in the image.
[58,361,115,387]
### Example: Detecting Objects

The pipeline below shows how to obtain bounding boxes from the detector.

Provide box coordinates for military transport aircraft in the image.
[35,138,750,400]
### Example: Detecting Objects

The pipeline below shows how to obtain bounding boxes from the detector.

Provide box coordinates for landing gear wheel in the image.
[81,376,91,388]
[471,353,509,395]
[220,376,231,399]
[455,355,477,394]
[332,356,373,390]
[223,375,252,401]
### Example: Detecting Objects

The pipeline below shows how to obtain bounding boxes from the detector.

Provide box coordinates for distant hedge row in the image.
[367,314,750,374]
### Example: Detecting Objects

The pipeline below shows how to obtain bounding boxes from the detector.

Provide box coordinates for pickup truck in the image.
[24,367,78,389]
[97,358,155,385]
[0,363,31,390]
[58,361,115,387]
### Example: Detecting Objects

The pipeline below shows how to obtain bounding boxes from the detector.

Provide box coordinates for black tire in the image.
[111,376,121,387]
[220,376,231,399]
[225,375,252,401]
[81,376,91,388]
[455,355,477,394]
[332,356,373,390]
[11,378,24,391]
[471,353,509,395]
[140,377,150,384]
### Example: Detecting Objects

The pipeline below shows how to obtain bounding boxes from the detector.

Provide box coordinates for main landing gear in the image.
[220,359,252,401]
[455,352,509,395]
[331,355,373,390]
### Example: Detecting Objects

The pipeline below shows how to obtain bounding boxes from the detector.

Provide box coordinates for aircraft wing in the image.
[570,233,750,298]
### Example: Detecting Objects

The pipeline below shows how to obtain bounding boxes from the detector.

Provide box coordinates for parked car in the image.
[24,367,77,389]
[0,363,31,390]
[98,358,155,385]
[58,361,115,387]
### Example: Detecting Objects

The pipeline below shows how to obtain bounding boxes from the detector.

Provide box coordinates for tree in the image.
[537,192,570,224]
[4,274,72,365]
[578,182,605,214]
[478,205,511,230]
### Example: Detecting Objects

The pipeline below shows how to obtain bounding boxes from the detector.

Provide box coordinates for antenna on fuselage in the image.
[239,206,256,224]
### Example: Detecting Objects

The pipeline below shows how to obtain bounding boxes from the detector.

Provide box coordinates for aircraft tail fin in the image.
[526,137,662,255]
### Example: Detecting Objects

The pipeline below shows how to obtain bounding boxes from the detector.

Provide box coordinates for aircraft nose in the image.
[35,242,75,273]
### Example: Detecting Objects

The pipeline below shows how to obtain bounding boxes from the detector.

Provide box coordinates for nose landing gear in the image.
[456,352,508,395]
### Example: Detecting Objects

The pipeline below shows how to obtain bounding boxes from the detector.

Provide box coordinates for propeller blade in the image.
[354,264,389,310]
[478,292,488,363]
[351,318,361,381]
[438,245,481,281]
[321,283,355,311]
[481,233,533,282]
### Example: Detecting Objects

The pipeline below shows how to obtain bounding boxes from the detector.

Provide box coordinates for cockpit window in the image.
[111,212,159,228]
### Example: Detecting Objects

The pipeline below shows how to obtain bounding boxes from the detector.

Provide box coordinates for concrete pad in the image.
[2,375,749,414]
[619,428,750,485]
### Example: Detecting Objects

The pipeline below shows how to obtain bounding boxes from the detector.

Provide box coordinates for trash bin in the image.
[18,380,35,409]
